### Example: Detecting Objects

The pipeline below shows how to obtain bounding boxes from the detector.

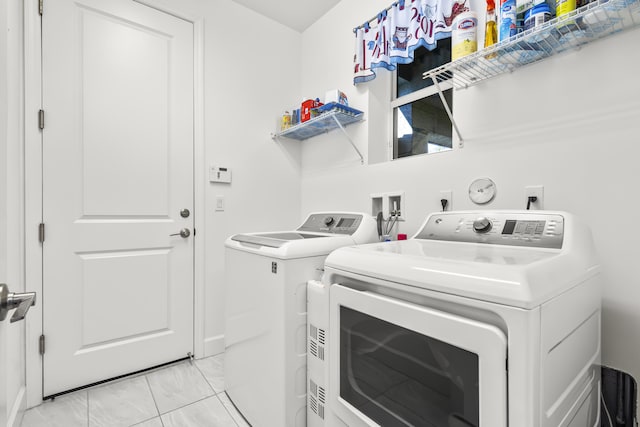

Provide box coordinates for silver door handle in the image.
[0,283,36,323]
[169,228,190,238]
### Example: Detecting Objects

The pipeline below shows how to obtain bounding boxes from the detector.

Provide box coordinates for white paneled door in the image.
[1,140,7,427]
[42,0,194,397]
[0,323,5,427]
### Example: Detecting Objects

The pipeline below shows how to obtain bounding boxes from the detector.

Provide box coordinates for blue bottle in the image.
[499,0,517,41]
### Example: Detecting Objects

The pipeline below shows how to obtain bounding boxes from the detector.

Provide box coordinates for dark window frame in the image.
[391,41,454,160]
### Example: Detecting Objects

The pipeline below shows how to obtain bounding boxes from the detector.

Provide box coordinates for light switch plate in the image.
[215,195,225,212]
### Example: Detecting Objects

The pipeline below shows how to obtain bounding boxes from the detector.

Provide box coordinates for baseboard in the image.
[203,334,225,358]
[8,386,26,427]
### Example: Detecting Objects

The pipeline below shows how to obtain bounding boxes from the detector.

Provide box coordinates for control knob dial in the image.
[324,216,335,226]
[472,217,493,233]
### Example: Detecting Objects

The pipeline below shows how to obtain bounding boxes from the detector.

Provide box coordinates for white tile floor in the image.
[20,354,250,427]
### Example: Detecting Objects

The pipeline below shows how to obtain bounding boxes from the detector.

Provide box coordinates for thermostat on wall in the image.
[209,166,231,183]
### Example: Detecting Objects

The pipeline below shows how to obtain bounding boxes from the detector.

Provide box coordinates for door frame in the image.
[23,0,206,408]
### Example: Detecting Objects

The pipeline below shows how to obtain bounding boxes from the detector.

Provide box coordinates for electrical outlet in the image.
[440,190,452,211]
[525,185,544,210]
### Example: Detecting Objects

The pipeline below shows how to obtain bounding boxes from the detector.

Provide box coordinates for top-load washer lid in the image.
[324,211,601,309]
[225,212,379,259]
[231,232,325,248]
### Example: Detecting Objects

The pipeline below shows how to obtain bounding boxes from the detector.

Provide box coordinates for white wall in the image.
[1,0,27,424]
[141,0,304,355]
[300,0,640,394]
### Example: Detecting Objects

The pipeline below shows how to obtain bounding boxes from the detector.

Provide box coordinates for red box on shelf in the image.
[301,99,323,122]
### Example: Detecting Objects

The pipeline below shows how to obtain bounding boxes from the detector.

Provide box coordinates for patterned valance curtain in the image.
[353,0,467,84]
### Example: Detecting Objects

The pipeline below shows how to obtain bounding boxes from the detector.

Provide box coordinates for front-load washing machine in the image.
[307,210,601,427]
[224,212,378,427]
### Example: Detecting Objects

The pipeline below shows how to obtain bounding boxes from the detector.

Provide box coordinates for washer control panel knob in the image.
[472,217,493,233]
[324,216,335,226]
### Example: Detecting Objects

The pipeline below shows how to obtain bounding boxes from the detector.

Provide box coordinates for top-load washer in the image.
[224,212,378,427]
[307,210,601,427]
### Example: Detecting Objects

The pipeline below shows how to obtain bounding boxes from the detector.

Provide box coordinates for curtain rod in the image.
[353,2,399,33]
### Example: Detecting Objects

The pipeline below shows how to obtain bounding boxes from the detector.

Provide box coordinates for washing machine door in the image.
[329,284,508,427]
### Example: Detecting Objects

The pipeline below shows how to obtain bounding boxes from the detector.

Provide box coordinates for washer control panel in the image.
[415,212,565,249]
[297,213,364,235]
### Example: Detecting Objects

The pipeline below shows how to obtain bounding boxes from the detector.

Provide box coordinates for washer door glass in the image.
[329,284,507,427]
[340,305,479,426]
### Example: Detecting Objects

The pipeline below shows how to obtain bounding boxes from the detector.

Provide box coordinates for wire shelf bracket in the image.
[431,77,465,148]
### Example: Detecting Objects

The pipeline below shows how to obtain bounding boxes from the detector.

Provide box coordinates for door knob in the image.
[169,228,191,238]
[0,283,36,323]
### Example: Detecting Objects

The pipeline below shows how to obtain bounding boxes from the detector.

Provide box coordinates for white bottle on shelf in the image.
[452,11,478,60]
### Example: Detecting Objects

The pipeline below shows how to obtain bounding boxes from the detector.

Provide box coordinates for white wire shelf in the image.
[423,0,640,89]
[271,109,365,164]
[273,109,363,141]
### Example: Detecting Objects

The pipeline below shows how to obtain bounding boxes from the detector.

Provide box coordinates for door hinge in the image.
[193,228,196,236]
[38,109,45,130]
[39,334,45,355]
[38,0,43,16]
[38,223,45,243]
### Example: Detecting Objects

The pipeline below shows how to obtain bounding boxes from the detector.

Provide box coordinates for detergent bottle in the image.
[452,11,478,60]
[484,0,498,48]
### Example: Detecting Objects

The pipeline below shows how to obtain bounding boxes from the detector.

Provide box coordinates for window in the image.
[392,40,454,159]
